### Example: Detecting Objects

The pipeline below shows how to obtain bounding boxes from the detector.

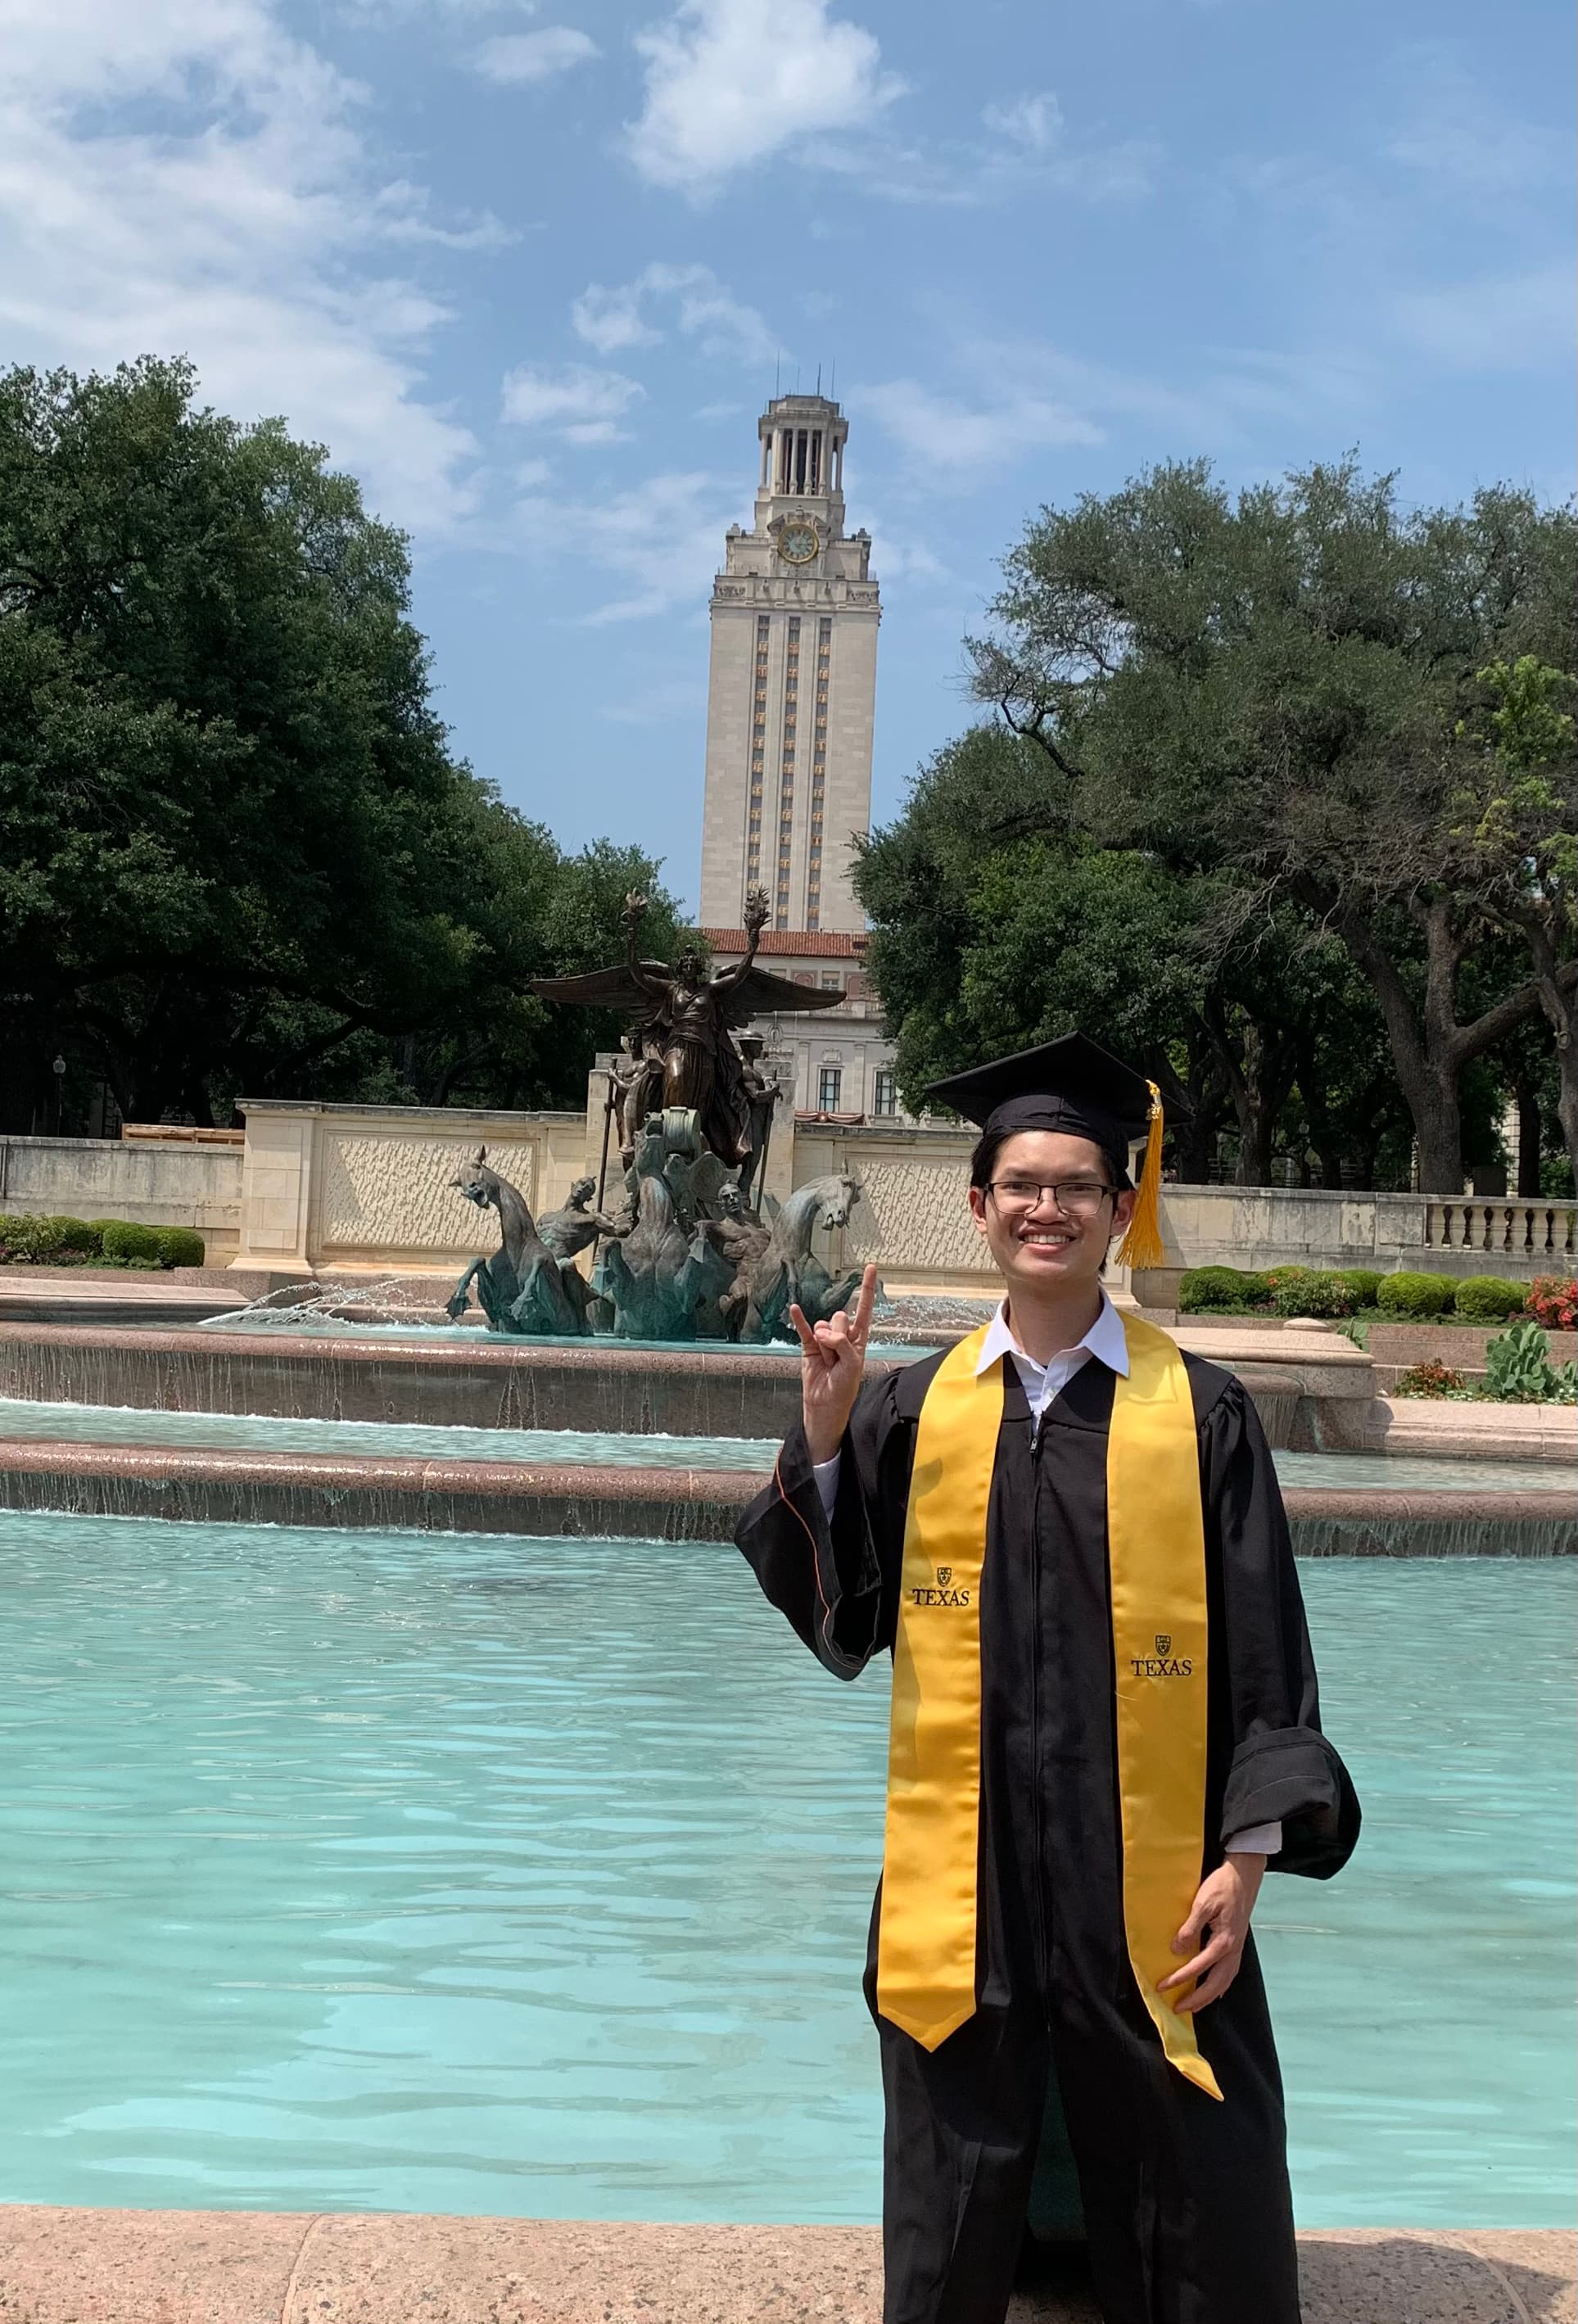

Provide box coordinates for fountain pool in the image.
[0,1512,1569,2229]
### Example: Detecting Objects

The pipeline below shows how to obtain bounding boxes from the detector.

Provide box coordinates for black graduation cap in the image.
[925,1033,1156,1155]
[925,1036,1175,1271]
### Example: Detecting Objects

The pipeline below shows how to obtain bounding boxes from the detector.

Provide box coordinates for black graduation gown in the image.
[735,1345,1360,2324]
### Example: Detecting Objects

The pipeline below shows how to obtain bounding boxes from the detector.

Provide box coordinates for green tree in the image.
[967,458,1576,1190]
[1452,657,1578,1183]
[855,722,1400,1185]
[0,356,683,1127]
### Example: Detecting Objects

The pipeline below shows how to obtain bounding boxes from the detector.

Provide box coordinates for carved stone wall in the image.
[840,1156,986,1274]
[231,1101,594,1271]
[319,1136,541,1253]
[791,1123,997,1288]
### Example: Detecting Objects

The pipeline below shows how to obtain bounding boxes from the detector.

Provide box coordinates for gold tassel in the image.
[1115,1080,1168,1274]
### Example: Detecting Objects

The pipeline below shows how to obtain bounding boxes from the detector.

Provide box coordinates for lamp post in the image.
[52,1054,66,1136]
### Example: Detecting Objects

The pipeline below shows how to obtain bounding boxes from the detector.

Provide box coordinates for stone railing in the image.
[1422,1198,1576,1266]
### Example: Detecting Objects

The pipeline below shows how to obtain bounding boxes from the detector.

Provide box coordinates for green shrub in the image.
[1453,1275,1527,1322]
[1179,1266,1272,1313]
[48,1214,102,1256]
[101,1220,164,1267]
[1482,1319,1562,1403]
[1337,1269,1383,1308]
[156,1227,205,1268]
[0,1212,102,1260]
[1271,1270,1357,1318]
[1376,1270,1456,1318]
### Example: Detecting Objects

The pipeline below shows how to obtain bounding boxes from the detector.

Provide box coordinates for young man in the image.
[735,1034,1359,2324]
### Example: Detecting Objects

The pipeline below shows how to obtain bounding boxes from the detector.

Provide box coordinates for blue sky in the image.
[3,0,1572,913]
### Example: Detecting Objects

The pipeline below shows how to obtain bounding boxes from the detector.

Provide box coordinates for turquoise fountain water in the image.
[0,1516,1568,2227]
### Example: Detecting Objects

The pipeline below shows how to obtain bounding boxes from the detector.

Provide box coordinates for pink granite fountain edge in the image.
[0,1436,1570,1551]
[0,2209,1569,2323]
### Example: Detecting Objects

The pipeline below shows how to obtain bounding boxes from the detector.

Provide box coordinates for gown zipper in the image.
[1029,1408,1052,2010]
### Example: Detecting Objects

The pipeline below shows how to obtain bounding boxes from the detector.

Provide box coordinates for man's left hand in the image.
[1157,1854,1266,2016]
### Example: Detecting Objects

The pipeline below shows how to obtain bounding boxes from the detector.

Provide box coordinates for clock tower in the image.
[699,393,879,935]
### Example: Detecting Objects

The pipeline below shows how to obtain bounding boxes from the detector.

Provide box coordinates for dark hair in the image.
[969,1125,1129,1194]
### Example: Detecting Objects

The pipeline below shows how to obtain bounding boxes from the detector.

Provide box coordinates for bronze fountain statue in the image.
[445,888,872,1343]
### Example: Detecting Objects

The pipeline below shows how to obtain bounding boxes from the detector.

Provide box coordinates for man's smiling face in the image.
[967,1129,1135,1296]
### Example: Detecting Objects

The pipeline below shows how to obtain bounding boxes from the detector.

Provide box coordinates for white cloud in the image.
[1393,264,1573,373]
[861,378,1103,476]
[572,262,776,364]
[603,676,708,723]
[514,468,738,621]
[981,92,1061,153]
[500,363,645,441]
[626,0,902,191]
[472,27,599,83]
[571,283,659,355]
[0,0,480,534]
[1385,56,1570,197]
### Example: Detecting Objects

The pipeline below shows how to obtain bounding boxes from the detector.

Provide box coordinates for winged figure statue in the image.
[531,886,841,1170]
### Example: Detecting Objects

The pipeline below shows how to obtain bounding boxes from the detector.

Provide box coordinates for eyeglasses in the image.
[986,1178,1118,1219]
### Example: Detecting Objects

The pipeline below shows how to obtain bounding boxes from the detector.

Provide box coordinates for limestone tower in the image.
[699,394,879,934]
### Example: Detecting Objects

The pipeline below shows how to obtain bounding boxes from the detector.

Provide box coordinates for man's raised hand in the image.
[790,1262,879,1467]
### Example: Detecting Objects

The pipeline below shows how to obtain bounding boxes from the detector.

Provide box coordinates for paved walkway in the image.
[0,2213,1567,2322]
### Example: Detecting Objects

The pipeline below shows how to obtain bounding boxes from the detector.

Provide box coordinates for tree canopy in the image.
[0,358,682,1130]
[855,723,1422,1189]
[861,455,1575,1192]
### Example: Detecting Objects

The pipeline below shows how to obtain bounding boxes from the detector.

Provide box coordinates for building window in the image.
[818,1066,842,1112]
[874,1070,898,1119]
[819,971,841,990]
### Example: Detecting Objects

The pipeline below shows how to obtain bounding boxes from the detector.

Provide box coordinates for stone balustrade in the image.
[1422,1196,1576,1266]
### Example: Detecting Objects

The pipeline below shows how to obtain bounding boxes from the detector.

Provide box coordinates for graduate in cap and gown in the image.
[735,1035,1360,2324]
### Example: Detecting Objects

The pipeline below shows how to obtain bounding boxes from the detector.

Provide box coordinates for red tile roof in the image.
[702,926,866,957]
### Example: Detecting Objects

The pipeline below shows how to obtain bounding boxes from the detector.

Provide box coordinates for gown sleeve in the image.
[734,1368,915,1680]
[1203,1377,1361,1879]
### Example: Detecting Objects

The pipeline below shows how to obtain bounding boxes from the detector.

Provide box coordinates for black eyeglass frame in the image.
[983,1179,1122,1215]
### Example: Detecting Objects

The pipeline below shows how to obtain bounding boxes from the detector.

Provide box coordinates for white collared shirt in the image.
[973,1286,1131,1435]
[810,1294,1281,1857]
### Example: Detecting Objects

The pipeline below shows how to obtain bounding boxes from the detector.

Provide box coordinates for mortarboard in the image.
[925,1033,1173,1273]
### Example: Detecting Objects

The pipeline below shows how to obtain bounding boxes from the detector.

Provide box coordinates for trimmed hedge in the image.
[156,1227,206,1268]
[1337,1269,1383,1307]
[1453,1275,1528,1322]
[0,1212,205,1268]
[1376,1270,1457,1318]
[1178,1266,1271,1313]
[101,1221,164,1266]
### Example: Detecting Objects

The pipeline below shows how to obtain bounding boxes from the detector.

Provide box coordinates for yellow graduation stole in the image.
[875,1310,1223,2100]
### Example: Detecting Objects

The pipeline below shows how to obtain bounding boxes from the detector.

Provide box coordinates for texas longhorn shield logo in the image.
[1155,1633,1172,1657]
[937,1567,952,1588]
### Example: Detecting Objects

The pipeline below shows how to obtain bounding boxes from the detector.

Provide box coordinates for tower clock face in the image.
[778,519,820,565]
